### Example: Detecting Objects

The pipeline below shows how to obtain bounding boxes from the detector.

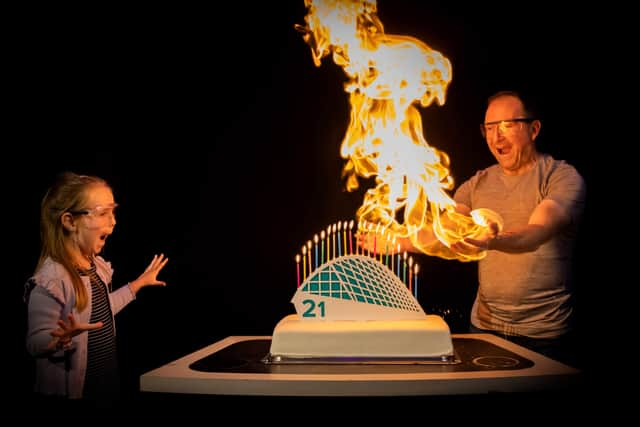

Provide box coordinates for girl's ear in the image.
[61,212,77,232]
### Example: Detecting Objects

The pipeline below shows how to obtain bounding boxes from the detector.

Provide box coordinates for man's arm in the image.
[488,198,570,253]
[461,198,570,254]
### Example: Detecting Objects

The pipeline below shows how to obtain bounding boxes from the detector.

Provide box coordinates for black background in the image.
[9,0,602,402]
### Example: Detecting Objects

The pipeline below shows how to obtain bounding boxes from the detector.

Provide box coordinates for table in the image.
[139,333,581,397]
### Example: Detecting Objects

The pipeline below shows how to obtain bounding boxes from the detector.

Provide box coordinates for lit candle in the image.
[396,243,401,276]
[321,230,325,264]
[296,254,301,288]
[373,223,378,260]
[367,222,373,257]
[414,263,419,299]
[332,223,337,260]
[403,251,408,285]
[307,240,312,274]
[384,232,390,267]
[343,220,348,256]
[390,236,396,272]
[314,234,319,269]
[337,221,342,257]
[349,220,354,254]
[362,220,367,256]
[302,245,307,281]
[408,256,414,292]
[379,226,385,264]
[326,224,332,260]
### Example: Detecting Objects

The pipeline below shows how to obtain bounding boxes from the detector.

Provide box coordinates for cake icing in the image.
[270,313,453,359]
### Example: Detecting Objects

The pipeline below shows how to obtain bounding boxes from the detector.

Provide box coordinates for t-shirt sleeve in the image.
[546,162,586,225]
[453,177,473,208]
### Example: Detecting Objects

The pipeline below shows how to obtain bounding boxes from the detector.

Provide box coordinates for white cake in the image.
[269,313,454,360]
[269,254,455,362]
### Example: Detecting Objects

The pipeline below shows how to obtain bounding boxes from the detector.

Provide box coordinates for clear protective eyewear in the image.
[480,117,535,139]
[69,203,118,227]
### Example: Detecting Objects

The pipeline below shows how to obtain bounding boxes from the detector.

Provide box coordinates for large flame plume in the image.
[297,0,499,261]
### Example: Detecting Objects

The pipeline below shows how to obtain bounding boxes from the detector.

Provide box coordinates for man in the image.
[451,90,586,365]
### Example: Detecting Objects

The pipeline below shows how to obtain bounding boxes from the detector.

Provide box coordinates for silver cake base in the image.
[262,352,461,365]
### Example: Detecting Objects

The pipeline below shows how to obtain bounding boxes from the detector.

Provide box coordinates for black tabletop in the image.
[189,337,534,374]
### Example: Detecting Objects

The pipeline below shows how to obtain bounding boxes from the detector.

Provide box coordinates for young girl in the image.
[24,171,169,401]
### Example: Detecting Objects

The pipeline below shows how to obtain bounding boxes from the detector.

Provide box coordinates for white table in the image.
[140,333,581,397]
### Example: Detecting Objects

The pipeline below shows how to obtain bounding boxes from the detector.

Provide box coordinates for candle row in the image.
[295,219,420,299]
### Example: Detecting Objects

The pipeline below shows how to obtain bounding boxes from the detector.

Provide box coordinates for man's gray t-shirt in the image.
[454,153,586,338]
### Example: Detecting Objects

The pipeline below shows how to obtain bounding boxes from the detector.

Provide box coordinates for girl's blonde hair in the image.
[37,172,110,311]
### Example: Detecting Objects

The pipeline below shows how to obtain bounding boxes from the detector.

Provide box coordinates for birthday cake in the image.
[270,313,453,360]
[266,255,455,363]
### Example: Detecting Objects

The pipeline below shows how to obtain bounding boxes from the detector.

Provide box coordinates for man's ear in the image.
[530,119,542,141]
[61,212,77,232]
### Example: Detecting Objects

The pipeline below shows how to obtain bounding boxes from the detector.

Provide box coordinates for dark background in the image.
[10,1,601,402]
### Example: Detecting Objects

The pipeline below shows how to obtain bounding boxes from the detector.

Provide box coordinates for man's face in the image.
[483,95,540,175]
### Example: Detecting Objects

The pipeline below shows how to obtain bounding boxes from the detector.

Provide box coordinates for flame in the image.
[297,0,499,261]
